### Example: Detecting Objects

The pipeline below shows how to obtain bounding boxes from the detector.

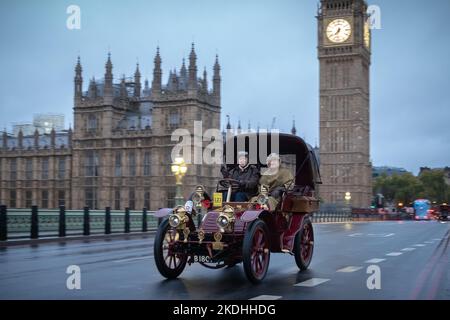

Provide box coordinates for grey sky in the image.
[0,0,449,175]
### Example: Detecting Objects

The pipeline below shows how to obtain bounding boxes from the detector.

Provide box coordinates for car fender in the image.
[154,208,173,218]
[240,209,268,222]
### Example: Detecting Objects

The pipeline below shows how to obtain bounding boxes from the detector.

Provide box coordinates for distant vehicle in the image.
[413,199,431,220]
[437,204,449,221]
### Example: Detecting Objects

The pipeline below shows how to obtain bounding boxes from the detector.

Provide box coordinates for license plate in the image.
[193,255,212,263]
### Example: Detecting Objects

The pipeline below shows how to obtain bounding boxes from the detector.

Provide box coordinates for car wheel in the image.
[154,219,187,279]
[294,216,314,270]
[242,219,270,283]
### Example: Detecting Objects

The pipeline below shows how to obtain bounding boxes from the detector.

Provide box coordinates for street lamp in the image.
[344,192,352,208]
[171,157,187,206]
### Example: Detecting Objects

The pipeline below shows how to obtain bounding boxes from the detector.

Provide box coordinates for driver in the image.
[258,153,294,209]
[220,151,259,202]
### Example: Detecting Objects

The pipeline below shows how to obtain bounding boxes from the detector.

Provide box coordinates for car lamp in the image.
[216,205,235,230]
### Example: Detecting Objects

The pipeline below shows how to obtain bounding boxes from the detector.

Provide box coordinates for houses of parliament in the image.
[0,44,222,210]
[1,0,374,210]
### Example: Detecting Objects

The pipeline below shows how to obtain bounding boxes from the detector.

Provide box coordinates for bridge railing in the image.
[0,205,159,241]
[311,210,352,223]
[0,205,404,241]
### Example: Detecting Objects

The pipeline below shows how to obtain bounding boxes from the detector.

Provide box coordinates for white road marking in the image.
[249,295,282,300]
[401,248,416,251]
[294,278,330,287]
[349,233,363,237]
[337,266,363,273]
[349,233,395,238]
[386,252,403,256]
[424,241,434,244]
[113,256,152,263]
[432,238,442,241]
[413,244,426,247]
[365,258,386,263]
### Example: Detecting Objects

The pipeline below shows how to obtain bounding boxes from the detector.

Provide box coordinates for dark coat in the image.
[221,164,260,196]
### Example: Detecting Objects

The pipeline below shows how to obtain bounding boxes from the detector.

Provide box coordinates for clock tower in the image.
[317,0,372,207]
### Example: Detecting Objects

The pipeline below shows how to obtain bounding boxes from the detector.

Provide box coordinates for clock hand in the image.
[334,27,341,36]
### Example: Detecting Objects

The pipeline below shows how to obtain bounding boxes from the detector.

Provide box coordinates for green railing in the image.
[0,205,159,240]
[311,210,352,223]
[0,205,398,241]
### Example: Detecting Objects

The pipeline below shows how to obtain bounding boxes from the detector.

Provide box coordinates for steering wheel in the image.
[218,178,241,191]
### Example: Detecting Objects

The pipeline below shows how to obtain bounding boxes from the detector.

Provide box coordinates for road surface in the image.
[1,220,449,299]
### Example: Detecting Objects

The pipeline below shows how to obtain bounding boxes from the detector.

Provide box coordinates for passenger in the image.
[220,151,259,202]
[258,153,294,209]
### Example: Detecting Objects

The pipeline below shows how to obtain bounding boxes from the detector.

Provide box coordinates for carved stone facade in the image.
[317,0,372,207]
[0,44,221,210]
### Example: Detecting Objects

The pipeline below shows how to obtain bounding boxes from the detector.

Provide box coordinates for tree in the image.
[373,170,450,206]
[418,170,449,204]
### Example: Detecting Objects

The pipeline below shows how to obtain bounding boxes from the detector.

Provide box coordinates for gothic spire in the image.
[291,118,297,136]
[134,63,141,97]
[202,67,208,91]
[226,115,231,130]
[104,52,114,101]
[180,58,187,76]
[152,47,162,95]
[188,43,197,93]
[75,56,82,76]
[74,56,83,102]
[213,54,221,105]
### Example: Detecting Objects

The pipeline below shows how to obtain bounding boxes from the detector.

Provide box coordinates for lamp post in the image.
[171,157,187,206]
[344,192,352,208]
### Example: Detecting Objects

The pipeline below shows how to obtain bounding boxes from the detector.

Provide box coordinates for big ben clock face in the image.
[326,19,352,43]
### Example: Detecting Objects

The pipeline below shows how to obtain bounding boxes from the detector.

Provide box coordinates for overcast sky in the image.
[0,0,449,175]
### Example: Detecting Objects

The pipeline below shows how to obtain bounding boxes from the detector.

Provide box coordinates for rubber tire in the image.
[154,219,187,279]
[293,217,314,270]
[242,219,271,284]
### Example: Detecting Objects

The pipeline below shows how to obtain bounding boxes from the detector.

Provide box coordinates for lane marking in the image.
[113,256,152,263]
[249,295,282,300]
[401,248,416,251]
[386,252,403,257]
[349,233,395,238]
[413,244,426,247]
[294,278,330,287]
[365,258,386,263]
[336,266,363,273]
[424,241,434,244]
[367,233,395,237]
[432,238,442,241]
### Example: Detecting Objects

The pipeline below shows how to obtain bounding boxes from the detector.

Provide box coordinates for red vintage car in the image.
[153,133,322,283]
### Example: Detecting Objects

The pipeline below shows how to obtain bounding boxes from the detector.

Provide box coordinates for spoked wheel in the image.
[154,219,187,279]
[243,219,270,283]
[293,216,314,270]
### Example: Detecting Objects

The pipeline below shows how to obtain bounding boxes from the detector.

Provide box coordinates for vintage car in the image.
[153,133,322,283]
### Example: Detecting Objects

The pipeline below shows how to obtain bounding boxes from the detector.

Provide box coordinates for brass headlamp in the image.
[169,205,189,228]
[216,205,235,231]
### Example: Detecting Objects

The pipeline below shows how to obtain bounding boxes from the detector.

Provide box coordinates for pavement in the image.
[0,220,449,300]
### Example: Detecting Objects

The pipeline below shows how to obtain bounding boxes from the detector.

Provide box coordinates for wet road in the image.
[1,220,449,300]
